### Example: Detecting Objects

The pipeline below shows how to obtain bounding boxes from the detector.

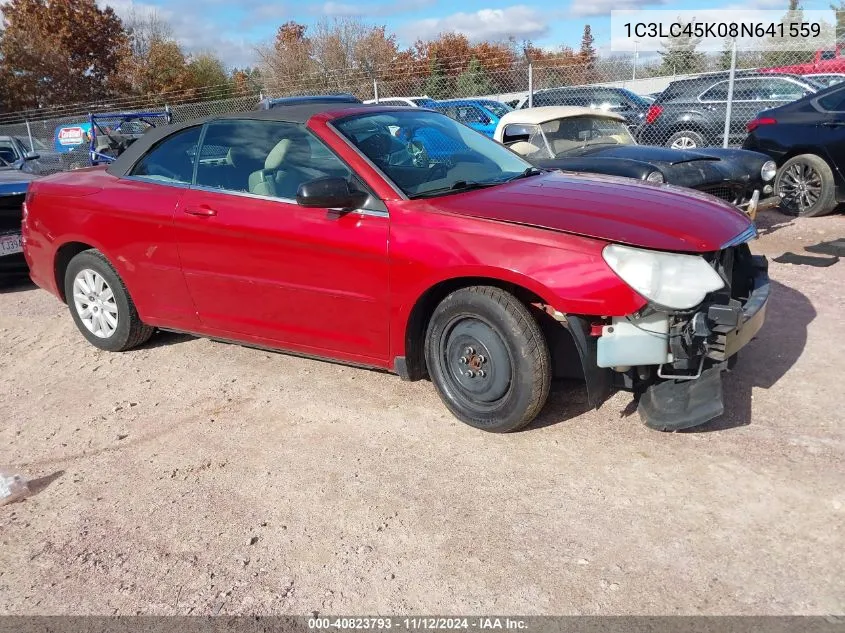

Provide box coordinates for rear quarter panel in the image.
[24,170,198,327]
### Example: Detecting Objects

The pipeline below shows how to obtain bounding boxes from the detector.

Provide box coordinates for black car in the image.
[637,72,821,149]
[743,81,845,217]
[0,158,37,277]
[496,108,778,217]
[259,93,361,110]
[519,86,651,133]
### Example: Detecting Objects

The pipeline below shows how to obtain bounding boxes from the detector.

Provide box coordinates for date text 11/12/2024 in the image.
[308,618,528,630]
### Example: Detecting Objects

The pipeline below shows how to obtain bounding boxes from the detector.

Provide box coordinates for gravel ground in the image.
[0,209,843,615]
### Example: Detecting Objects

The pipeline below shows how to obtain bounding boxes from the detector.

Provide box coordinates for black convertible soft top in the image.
[106,102,382,177]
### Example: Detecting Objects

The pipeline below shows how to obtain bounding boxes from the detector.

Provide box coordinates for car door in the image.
[174,118,391,363]
[814,87,845,170]
[96,125,204,328]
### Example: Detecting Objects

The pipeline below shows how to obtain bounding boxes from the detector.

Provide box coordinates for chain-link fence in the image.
[0,48,835,174]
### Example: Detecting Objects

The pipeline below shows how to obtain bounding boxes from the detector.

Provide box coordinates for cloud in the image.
[569,0,670,18]
[321,1,368,16]
[399,5,548,43]
[101,0,258,67]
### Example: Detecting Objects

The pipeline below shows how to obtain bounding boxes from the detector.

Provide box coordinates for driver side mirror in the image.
[296,177,368,212]
[24,151,40,161]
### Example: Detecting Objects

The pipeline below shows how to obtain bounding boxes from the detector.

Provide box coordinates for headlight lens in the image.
[602,243,725,309]
[645,171,664,183]
[761,160,777,182]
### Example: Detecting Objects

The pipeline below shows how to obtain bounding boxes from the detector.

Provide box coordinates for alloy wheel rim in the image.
[72,269,119,338]
[671,136,696,149]
[779,162,822,211]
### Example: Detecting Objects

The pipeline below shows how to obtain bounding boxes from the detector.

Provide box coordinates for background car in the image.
[363,96,436,107]
[0,135,61,175]
[637,72,820,149]
[429,99,513,137]
[496,106,778,217]
[517,86,652,133]
[260,93,362,110]
[0,157,37,277]
[743,81,845,217]
[803,73,845,88]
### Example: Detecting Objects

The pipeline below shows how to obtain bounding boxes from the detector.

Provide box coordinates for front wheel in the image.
[424,286,551,433]
[64,250,154,351]
[666,130,705,149]
[775,154,837,217]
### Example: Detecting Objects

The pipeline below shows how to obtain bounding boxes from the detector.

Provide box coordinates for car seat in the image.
[249,136,323,199]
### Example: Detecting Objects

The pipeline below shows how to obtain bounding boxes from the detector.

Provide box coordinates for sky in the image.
[100,0,836,68]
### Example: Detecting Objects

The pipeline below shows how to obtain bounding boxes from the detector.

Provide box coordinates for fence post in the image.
[373,78,379,103]
[723,39,738,148]
[25,119,34,152]
[527,63,534,108]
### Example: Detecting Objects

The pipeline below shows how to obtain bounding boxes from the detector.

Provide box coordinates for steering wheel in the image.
[407,140,429,168]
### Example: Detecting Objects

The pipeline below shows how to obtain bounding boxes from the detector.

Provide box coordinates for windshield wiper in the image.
[409,180,500,199]
[501,166,543,182]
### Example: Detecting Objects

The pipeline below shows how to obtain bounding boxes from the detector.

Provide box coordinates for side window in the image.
[820,50,837,61]
[758,78,806,101]
[700,81,730,102]
[458,106,489,124]
[130,126,201,184]
[502,124,534,144]
[0,140,20,164]
[194,119,352,200]
[817,87,845,112]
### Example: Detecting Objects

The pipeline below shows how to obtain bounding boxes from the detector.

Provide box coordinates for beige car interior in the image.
[248,136,328,199]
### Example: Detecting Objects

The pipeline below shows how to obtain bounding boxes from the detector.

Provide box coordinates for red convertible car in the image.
[22,104,769,432]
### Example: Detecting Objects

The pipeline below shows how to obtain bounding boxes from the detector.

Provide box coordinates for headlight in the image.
[645,171,664,183]
[602,243,725,309]
[761,160,777,182]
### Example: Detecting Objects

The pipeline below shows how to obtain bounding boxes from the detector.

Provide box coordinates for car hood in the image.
[581,144,770,169]
[431,171,752,253]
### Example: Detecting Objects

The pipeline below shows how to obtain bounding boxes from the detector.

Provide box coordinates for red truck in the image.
[765,46,845,75]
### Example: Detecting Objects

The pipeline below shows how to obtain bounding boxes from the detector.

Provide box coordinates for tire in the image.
[64,249,154,351]
[775,154,837,217]
[666,130,705,150]
[424,286,551,433]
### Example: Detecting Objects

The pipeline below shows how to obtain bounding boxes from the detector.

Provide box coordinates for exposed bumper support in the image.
[637,255,770,431]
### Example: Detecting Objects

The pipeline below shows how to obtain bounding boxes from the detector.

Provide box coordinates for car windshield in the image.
[333,110,535,198]
[521,116,634,159]
[16,137,48,151]
[480,101,512,118]
[621,90,652,108]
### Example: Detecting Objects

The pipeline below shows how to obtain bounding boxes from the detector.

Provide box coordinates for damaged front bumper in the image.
[737,189,780,221]
[596,249,770,431]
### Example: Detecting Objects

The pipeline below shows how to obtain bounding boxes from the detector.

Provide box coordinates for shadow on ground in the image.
[686,278,815,432]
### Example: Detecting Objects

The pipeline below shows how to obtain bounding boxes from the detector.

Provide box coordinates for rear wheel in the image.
[775,154,837,217]
[64,250,154,351]
[424,286,551,433]
[666,130,705,149]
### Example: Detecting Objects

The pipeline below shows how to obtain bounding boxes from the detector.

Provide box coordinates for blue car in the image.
[429,99,513,137]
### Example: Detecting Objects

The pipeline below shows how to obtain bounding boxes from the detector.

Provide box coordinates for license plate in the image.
[0,233,23,256]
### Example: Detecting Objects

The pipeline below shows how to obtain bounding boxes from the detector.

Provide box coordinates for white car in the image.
[363,96,435,108]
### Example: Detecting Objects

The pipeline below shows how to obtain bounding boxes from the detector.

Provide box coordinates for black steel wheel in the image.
[424,286,551,432]
[775,154,837,217]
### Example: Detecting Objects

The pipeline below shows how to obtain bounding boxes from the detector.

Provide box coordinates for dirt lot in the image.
[1,209,843,615]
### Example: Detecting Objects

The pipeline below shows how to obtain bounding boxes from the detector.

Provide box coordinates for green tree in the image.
[719,37,736,70]
[188,53,231,98]
[657,17,705,74]
[831,0,845,43]
[454,58,496,97]
[423,55,450,99]
[579,24,597,81]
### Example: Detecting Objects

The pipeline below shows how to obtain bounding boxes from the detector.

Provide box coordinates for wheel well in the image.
[401,277,582,382]
[776,148,831,169]
[54,242,94,302]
